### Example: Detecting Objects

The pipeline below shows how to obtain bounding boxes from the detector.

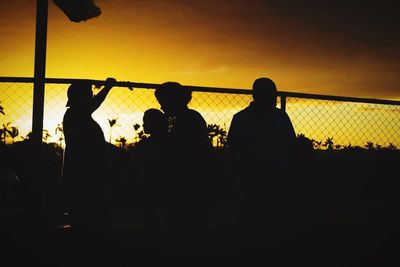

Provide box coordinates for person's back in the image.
[154,82,212,248]
[168,107,211,168]
[229,106,295,168]
[167,107,211,215]
[227,77,297,246]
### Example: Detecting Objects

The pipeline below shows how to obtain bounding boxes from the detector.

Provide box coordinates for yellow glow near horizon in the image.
[1,82,399,149]
[1,1,400,99]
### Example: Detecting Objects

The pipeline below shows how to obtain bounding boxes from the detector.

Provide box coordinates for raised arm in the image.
[89,77,117,113]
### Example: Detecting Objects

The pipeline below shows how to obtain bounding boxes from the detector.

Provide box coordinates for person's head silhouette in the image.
[252,77,277,109]
[143,108,168,136]
[66,80,93,109]
[154,82,192,116]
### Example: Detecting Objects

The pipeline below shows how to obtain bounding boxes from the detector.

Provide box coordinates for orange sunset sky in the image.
[1,0,400,100]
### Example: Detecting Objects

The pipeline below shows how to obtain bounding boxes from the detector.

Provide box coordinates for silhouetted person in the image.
[61,78,116,242]
[154,82,212,248]
[227,77,297,249]
[131,108,169,230]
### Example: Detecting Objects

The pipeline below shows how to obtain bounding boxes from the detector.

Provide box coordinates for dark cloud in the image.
[265,0,400,47]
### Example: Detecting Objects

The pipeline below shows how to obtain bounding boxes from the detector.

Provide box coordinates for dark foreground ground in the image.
[1,146,399,266]
[1,210,399,267]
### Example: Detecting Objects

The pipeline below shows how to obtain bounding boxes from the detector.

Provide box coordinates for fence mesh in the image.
[0,80,399,149]
[1,79,399,215]
[286,98,400,149]
[0,82,33,143]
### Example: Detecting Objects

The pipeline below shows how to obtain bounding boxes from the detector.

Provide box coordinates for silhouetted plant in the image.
[25,132,32,140]
[343,143,352,150]
[365,141,375,150]
[138,131,146,141]
[297,133,305,138]
[7,126,19,144]
[295,136,397,152]
[21,131,32,141]
[323,137,334,150]
[219,134,228,147]
[297,133,314,151]
[116,136,127,148]
[108,118,118,143]
[312,139,322,150]
[43,130,51,143]
[133,123,140,131]
[207,124,227,147]
[133,123,146,143]
[386,143,397,151]
[0,101,4,115]
[55,123,64,148]
[2,122,11,144]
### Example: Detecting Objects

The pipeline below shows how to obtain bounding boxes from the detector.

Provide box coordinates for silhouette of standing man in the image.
[154,82,212,248]
[61,77,116,238]
[227,77,297,247]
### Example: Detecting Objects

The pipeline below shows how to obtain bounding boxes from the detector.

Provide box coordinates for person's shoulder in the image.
[273,108,294,126]
[187,108,206,121]
[62,109,73,124]
[274,107,290,118]
[233,106,252,119]
[63,108,71,117]
[187,108,203,117]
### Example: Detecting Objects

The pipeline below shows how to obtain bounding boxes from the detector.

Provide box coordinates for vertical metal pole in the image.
[33,0,48,145]
[280,94,287,111]
[30,0,48,213]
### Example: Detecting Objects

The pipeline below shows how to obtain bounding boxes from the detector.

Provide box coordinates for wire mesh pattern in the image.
[0,79,399,149]
[0,82,33,143]
[286,98,400,148]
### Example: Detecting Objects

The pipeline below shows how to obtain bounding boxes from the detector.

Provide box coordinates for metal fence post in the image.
[280,94,286,111]
[30,0,48,213]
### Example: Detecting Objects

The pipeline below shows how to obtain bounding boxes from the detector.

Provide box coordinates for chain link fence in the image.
[286,97,400,149]
[0,82,33,143]
[0,78,399,149]
[1,77,399,215]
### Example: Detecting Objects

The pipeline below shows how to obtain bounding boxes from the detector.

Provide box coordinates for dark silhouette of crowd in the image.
[3,76,399,266]
[58,76,305,253]
[2,71,399,267]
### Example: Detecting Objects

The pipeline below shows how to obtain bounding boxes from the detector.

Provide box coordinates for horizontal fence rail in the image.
[2,76,400,105]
